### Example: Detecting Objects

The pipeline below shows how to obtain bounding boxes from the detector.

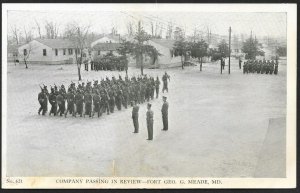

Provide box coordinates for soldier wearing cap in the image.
[84,89,93,117]
[38,87,48,115]
[56,91,65,116]
[93,90,101,117]
[155,76,160,98]
[132,101,140,133]
[239,58,242,69]
[49,87,58,116]
[75,89,84,117]
[161,96,169,131]
[162,72,170,93]
[146,103,154,140]
[65,88,75,117]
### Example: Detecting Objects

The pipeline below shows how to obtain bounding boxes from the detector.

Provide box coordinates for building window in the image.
[63,49,66,55]
[98,50,101,55]
[43,49,47,56]
[55,49,58,56]
[68,48,73,55]
[75,49,80,55]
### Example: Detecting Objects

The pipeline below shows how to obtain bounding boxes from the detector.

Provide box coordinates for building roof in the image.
[92,43,121,51]
[35,38,76,49]
[150,39,176,49]
[106,34,121,42]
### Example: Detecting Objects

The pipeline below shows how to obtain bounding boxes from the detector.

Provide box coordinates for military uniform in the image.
[84,91,93,117]
[75,90,84,117]
[93,92,101,117]
[161,99,169,131]
[155,77,160,98]
[49,89,57,116]
[146,106,154,140]
[38,89,47,115]
[56,92,65,116]
[162,73,170,93]
[132,103,139,133]
[65,90,75,117]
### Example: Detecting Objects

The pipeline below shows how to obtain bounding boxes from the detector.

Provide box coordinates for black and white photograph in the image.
[1,3,296,189]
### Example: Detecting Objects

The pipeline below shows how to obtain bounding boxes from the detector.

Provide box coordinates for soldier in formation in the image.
[38,74,163,118]
[243,59,279,75]
[92,59,128,72]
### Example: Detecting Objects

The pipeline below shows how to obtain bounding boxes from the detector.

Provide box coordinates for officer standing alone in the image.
[132,101,139,133]
[146,103,154,140]
[161,96,169,131]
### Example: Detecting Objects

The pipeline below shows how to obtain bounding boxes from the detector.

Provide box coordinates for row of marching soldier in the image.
[243,59,279,75]
[38,73,171,118]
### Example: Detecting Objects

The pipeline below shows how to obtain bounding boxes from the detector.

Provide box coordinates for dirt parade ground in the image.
[5,59,286,177]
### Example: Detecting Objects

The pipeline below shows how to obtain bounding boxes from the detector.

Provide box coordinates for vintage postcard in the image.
[1,3,297,189]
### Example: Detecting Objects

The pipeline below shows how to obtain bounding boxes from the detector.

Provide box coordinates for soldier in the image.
[161,96,169,131]
[258,60,262,74]
[162,72,170,93]
[92,90,101,117]
[84,90,93,117]
[100,90,110,115]
[132,101,139,133]
[75,89,84,117]
[239,58,242,69]
[122,85,129,109]
[150,77,155,100]
[145,81,151,102]
[155,76,160,98]
[243,62,246,74]
[49,87,58,116]
[108,89,115,113]
[146,103,154,140]
[222,58,225,70]
[65,88,75,117]
[56,91,65,116]
[270,60,275,75]
[38,87,47,115]
[140,82,146,103]
[115,86,123,111]
[274,59,279,75]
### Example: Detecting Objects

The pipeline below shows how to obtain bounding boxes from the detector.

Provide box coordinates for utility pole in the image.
[228,26,231,74]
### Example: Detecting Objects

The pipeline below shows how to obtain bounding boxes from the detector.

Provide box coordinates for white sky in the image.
[7,9,286,39]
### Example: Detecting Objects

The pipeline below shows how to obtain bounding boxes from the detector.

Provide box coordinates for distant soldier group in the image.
[38,74,165,118]
[243,59,279,75]
[90,60,128,72]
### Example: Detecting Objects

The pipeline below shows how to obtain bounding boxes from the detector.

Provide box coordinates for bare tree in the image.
[126,22,134,36]
[20,43,33,69]
[65,23,90,81]
[11,26,20,45]
[23,26,33,43]
[35,19,42,39]
[45,20,59,39]
[166,21,173,39]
